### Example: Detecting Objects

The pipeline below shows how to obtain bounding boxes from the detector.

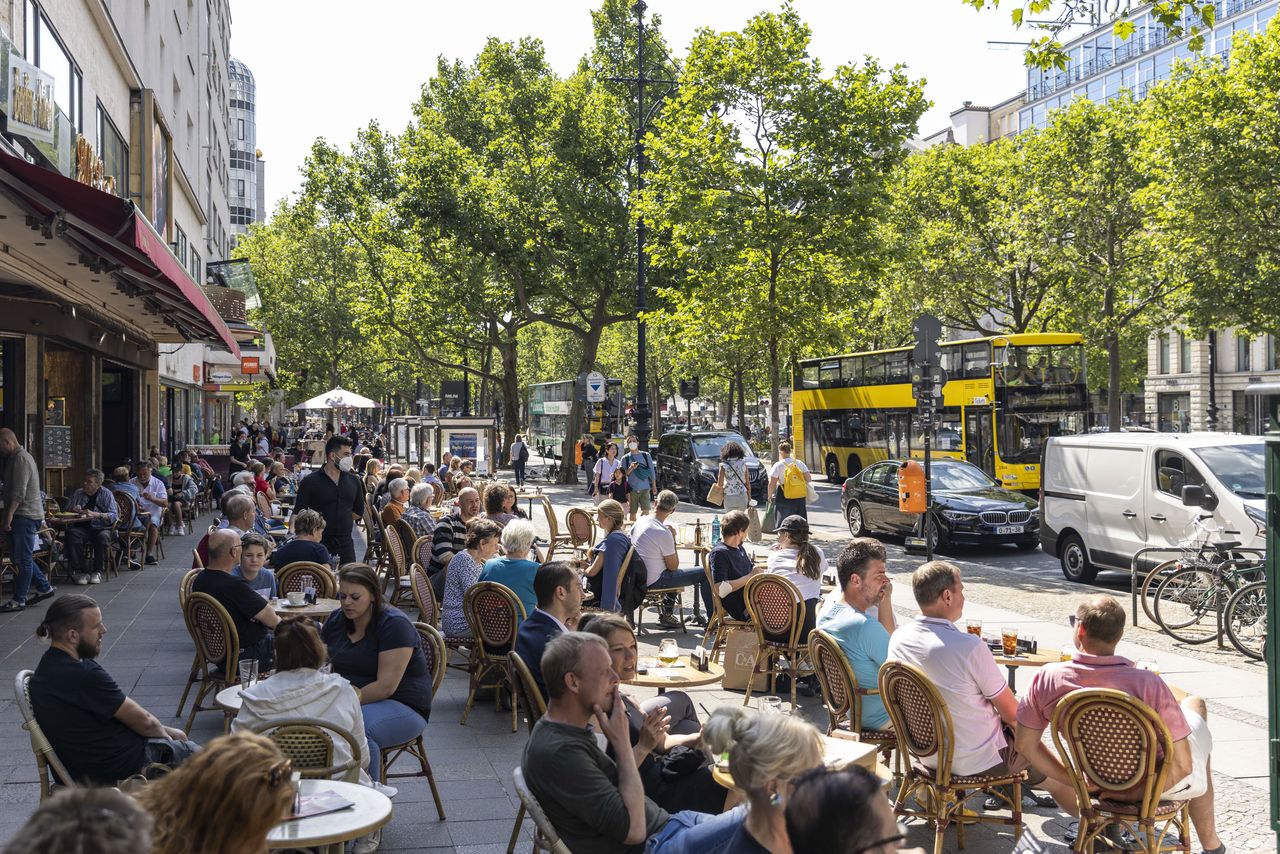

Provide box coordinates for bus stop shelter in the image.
[386,415,499,474]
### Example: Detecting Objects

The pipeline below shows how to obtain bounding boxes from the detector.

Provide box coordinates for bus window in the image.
[962,343,991,379]
[910,407,963,454]
[820,360,841,387]
[863,353,886,384]
[886,352,910,384]
[864,411,887,449]
[841,356,862,385]
[939,346,961,377]
[799,365,819,389]
[844,412,867,445]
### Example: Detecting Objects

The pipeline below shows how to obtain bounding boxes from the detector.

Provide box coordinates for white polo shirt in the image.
[886,615,1009,776]
[630,514,676,587]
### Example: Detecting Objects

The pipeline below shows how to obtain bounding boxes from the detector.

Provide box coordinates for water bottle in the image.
[711,516,721,545]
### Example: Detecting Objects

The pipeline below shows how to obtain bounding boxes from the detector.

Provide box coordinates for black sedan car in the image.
[655,431,769,505]
[842,459,1039,552]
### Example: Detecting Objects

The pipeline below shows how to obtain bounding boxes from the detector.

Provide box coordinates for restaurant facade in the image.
[0,0,239,491]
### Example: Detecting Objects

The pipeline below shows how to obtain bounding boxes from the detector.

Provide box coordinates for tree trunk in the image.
[499,324,520,467]
[768,335,781,459]
[1107,330,1122,432]
[557,327,606,484]
[735,369,747,437]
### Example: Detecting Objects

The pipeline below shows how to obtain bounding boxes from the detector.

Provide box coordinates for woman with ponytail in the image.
[671,706,823,853]
[765,516,827,643]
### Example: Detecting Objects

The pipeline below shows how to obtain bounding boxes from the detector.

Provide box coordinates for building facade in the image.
[1146,331,1280,434]
[228,57,263,246]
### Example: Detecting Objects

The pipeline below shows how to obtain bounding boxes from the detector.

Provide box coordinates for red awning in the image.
[0,150,240,357]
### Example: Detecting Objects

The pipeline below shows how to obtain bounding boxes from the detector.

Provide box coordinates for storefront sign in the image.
[74,134,116,194]
[241,356,259,374]
[204,382,255,392]
[543,401,572,416]
[209,369,234,384]
[192,364,201,383]
[449,432,478,460]
[7,51,53,144]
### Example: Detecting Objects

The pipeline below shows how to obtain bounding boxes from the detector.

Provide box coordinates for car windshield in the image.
[691,435,755,460]
[1191,444,1265,498]
[931,462,997,491]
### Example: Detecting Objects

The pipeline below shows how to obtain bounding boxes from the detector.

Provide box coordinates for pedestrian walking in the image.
[619,434,658,521]
[0,428,55,612]
[591,442,621,506]
[579,435,598,495]
[767,440,811,525]
[510,434,530,487]
[716,440,751,511]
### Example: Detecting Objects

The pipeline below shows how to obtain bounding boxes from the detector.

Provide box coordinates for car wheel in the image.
[845,501,865,536]
[1014,539,1039,552]
[825,455,842,483]
[924,514,945,554]
[687,476,702,505]
[1059,533,1097,583]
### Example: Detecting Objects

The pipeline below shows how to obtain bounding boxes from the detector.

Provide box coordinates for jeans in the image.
[363,699,427,783]
[9,515,51,603]
[325,534,356,566]
[239,634,275,673]
[647,808,740,854]
[513,460,526,486]
[143,736,201,773]
[65,525,112,575]
[655,567,711,618]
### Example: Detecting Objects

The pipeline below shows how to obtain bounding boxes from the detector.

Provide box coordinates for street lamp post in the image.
[1207,330,1219,430]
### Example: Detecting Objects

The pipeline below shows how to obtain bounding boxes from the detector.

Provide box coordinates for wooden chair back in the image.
[15,670,77,799]
[412,534,434,574]
[809,629,863,735]
[509,650,547,734]
[248,717,362,782]
[414,621,448,693]
[464,581,525,659]
[277,562,337,598]
[382,521,409,592]
[191,547,204,569]
[410,564,440,627]
[179,568,200,611]
[879,660,957,786]
[744,573,806,650]
[392,519,418,559]
[565,507,595,548]
[538,496,562,540]
[512,767,573,854]
[612,545,636,612]
[184,592,242,684]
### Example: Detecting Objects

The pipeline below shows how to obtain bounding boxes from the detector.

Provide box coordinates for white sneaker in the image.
[74,574,89,586]
[89,573,102,584]
[351,829,382,854]
[372,782,398,798]
[177,525,187,536]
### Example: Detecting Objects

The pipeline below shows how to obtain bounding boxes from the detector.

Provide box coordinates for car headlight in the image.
[940,509,977,522]
[1246,504,1266,536]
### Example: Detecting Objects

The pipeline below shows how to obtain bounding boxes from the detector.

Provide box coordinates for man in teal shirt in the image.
[816,538,897,730]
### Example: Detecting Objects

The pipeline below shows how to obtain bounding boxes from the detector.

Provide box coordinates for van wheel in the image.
[825,455,841,483]
[1059,534,1097,583]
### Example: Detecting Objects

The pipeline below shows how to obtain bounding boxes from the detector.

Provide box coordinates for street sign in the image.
[586,371,606,403]
[679,378,700,400]
[912,314,943,368]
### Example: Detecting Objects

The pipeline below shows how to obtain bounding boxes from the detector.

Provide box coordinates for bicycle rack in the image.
[1129,546,1266,648]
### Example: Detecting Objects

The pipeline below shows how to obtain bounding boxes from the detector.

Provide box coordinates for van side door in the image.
[1081,444,1148,570]
[1146,449,1210,551]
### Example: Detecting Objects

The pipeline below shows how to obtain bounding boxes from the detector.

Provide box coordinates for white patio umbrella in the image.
[289,387,382,411]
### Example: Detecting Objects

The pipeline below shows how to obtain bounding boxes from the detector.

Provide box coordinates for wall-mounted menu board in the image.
[43,425,71,468]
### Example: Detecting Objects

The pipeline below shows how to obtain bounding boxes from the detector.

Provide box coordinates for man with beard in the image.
[294,434,364,565]
[29,595,199,784]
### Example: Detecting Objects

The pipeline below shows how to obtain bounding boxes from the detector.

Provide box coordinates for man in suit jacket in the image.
[514,562,583,700]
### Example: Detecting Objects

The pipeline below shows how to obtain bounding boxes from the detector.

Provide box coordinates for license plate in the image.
[996,525,1024,535]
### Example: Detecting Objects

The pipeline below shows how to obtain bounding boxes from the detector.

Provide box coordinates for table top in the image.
[993,647,1061,668]
[267,779,393,849]
[215,684,246,713]
[712,735,884,789]
[626,658,724,688]
[272,597,340,619]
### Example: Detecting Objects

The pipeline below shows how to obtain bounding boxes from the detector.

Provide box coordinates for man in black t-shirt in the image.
[293,435,364,564]
[29,594,199,784]
[192,529,281,670]
[229,429,251,475]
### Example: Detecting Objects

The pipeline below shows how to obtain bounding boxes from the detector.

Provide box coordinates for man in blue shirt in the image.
[64,469,119,585]
[815,537,897,731]
[619,435,657,522]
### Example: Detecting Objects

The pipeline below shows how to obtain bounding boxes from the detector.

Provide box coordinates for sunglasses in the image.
[851,822,909,854]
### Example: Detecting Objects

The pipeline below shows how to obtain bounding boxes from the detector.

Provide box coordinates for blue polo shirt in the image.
[816,600,891,729]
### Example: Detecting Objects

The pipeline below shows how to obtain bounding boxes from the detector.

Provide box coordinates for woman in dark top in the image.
[581,614,729,815]
[321,563,432,782]
[583,499,632,611]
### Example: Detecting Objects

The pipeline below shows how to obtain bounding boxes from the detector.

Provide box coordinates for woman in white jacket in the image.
[232,615,371,785]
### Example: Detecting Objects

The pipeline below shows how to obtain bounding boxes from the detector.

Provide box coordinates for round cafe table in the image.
[626,658,724,689]
[215,684,246,714]
[268,779,393,854]
[712,734,890,789]
[272,597,340,620]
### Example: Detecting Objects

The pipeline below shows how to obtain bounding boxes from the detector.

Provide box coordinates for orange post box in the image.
[898,460,927,514]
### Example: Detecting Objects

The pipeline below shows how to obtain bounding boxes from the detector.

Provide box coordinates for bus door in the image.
[802,413,823,471]
[964,409,995,478]
[887,413,911,459]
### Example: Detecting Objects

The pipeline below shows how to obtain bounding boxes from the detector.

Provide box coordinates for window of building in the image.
[95,104,128,197]
[236,179,244,197]
[174,225,187,266]
[23,2,82,134]
[237,118,244,140]
[1238,334,1252,372]
[1179,333,1191,373]
[1267,335,1277,372]
[1158,335,1170,374]
[190,249,202,284]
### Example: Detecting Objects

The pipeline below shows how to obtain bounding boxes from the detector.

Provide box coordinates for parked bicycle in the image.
[1152,537,1265,645]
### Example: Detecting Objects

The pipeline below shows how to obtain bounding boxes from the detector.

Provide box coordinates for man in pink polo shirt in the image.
[1014,595,1223,854]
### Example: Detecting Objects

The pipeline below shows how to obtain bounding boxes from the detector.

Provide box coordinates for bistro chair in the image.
[702,560,752,663]
[879,660,1025,854]
[412,534,434,583]
[361,500,385,570]
[564,507,596,551]
[15,670,77,800]
[381,520,411,605]
[191,547,204,569]
[113,490,146,571]
[505,650,548,854]
[1050,688,1191,854]
[409,563,440,628]
[249,717,362,783]
[537,497,572,560]
[379,622,446,820]
[511,766,572,854]
[742,574,812,709]
[276,561,337,598]
[808,629,900,780]
[174,568,202,718]
[461,581,525,732]
[180,592,242,732]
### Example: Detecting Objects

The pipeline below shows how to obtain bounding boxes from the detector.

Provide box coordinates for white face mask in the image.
[628,442,638,451]
[336,456,354,472]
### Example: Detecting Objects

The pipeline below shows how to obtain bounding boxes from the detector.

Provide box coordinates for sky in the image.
[228,0,1030,211]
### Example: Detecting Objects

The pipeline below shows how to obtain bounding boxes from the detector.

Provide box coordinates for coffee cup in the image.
[287,591,306,606]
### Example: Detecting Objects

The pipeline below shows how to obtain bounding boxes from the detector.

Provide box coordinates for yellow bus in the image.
[792,332,1088,493]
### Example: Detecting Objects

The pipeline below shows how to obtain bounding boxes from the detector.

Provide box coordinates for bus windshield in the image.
[997,344,1084,386]
[998,410,1088,464]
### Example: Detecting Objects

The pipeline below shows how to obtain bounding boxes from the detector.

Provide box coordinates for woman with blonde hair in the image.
[685,706,825,853]
[583,498,631,610]
[137,731,296,854]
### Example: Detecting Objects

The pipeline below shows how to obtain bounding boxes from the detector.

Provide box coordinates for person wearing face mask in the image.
[293,435,365,565]
[619,435,658,522]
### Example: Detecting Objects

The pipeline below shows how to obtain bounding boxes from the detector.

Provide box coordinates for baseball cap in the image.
[777,515,809,535]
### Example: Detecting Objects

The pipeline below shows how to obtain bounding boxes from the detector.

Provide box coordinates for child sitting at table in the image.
[232,532,278,600]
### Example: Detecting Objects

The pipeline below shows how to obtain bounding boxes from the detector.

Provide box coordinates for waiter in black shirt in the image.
[228,428,251,476]
[293,434,364,565]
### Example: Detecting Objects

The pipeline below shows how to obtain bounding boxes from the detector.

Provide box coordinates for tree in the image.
[883,138,1068,334]
[640,6,926,456]
[1141,21,1280,334]
[1023,96,1189,429]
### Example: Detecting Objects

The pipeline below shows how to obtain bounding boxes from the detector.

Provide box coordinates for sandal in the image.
[0,600,26,612]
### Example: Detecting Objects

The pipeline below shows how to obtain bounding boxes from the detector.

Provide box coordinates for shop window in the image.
[1158,335,1170,374]
[1237,335,1252,372]
[96,104,128,196]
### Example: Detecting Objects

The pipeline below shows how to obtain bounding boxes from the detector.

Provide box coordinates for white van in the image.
[1040,432,1265,583]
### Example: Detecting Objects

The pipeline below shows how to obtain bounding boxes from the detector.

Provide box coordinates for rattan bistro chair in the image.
[382,520,411,605]
[809,629,900,779]
[1050,688,1191,854]
[506,650,550,854]
[277,561,337,598]
[742,574,812,709]
[249,717,363,782]
[512,766,572,854]
[537,497,572,560]
[410,563,441,627]
[175,568,203,718]
[702,559,752,663]
[181,592,242,732]
[462,582,525,732]
[879,660,1025,854]
[379,622,447,821]
[15,670,77,800]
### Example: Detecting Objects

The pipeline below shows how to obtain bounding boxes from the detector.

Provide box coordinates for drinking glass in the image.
[238,658,258,690]
[1000,627,1019,657]
[759,696,783,714]
[303,585,317,605]
[966,619,983,637]
[657,638,680,667]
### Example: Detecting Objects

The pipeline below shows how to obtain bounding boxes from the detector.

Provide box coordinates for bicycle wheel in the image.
[1224,580,1267,661]
[1153,566,1221,644]
[1140,558,1181,626]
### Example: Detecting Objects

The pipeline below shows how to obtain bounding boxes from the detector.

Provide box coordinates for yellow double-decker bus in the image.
[792,332,1088,493]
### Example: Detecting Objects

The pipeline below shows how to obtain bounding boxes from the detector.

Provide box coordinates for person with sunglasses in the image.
[191,528,280,672]
[785,765,925,854]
